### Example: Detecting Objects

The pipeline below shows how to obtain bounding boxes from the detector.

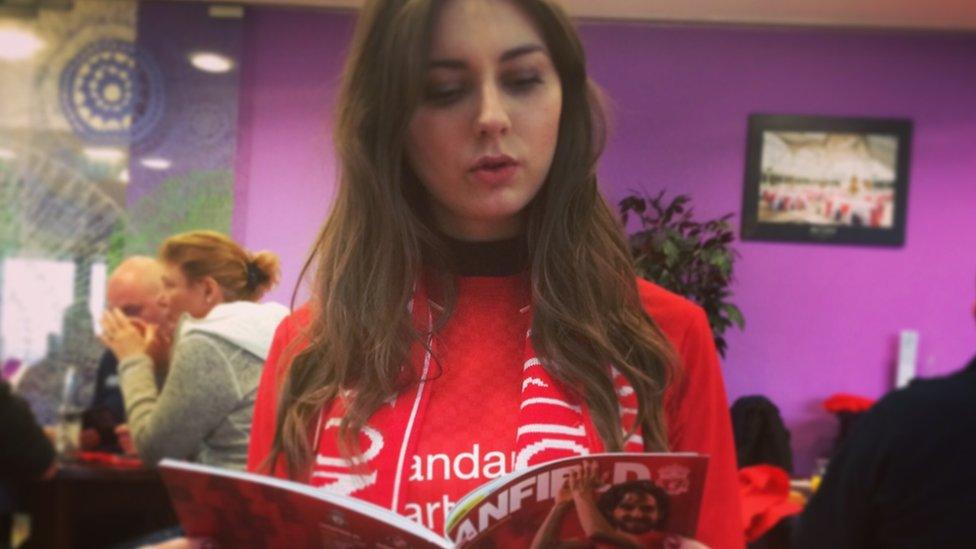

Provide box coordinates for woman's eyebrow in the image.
[499,43,545,63]
[427,43,547,70]
[428,58,466,71]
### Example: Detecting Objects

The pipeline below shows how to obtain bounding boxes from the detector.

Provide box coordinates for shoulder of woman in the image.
[635,278,707,343]
[272,302,314,345]
[264,302,315,376]
[172,332,231,362]
[284,302,314,329]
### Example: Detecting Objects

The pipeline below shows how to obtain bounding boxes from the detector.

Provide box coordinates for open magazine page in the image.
[158,459,451,549]
[445,453,708,548]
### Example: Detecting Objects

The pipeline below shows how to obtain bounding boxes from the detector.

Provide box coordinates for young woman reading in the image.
[248,1,744,547]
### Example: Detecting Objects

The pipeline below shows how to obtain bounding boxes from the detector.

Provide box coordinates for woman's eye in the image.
[424,84,466,105]
[505,73,542,92]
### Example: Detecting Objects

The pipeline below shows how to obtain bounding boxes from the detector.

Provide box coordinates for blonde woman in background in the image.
[100,230,289,469]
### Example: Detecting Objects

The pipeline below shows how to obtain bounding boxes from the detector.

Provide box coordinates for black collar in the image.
[442,234,528,277]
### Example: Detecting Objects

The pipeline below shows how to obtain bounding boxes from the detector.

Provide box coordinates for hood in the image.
[179,301,290,360]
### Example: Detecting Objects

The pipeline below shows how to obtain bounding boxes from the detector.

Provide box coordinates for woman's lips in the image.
[470,156,519,185]
[470,162,518,185]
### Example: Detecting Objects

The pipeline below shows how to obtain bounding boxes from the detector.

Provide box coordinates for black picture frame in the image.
[741,114,912,246]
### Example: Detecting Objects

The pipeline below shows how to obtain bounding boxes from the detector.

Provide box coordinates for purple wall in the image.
[235,9,976,473]
[134,1,243,203]
[581,24,976,473]
[234,9,354,305]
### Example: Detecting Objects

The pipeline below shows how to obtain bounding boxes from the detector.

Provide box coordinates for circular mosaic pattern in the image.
[59,39,165,145]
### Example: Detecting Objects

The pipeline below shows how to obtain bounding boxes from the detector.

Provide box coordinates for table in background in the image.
[22,460,176,548]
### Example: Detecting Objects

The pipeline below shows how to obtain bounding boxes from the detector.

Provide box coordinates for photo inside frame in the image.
[757,131,899,229]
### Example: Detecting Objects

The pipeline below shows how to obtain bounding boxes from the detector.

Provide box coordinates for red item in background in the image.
[739,465,802,542]
[76,451,143,469]
[823,393,875,414]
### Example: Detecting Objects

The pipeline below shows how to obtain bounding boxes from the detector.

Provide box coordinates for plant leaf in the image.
[619,189,744,355]
[723,303,745,328]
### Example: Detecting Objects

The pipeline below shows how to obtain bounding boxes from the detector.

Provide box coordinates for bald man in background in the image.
[85,256,170,451]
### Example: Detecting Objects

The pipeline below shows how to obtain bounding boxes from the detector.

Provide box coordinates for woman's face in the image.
[159,262,213,322]
[406,0,562,241]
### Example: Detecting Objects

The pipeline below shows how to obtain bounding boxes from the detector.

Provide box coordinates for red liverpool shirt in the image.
[248,278,745,548]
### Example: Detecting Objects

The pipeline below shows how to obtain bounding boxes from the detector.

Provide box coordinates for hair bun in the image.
[247,250,281,298]
[245,261,266,289]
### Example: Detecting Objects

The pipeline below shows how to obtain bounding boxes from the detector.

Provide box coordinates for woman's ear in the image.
[202,276,224,305]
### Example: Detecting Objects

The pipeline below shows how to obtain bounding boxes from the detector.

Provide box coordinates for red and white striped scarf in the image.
[306,283,644,514]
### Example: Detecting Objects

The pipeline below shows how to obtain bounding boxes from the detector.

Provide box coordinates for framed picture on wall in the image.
[741,114,912,246]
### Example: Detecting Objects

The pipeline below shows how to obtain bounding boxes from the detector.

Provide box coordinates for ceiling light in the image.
[139,157,171,170]
[118,168,129,184]
[189,52,234,74]
[0,27,45,61]
[83,147,126,163]
[0,148,15,160]
[208,5,244,19]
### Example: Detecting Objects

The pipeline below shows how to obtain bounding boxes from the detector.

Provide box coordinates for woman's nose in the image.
[475,82,511,138]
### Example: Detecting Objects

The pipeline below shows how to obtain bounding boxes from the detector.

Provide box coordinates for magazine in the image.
[159,452,708,548]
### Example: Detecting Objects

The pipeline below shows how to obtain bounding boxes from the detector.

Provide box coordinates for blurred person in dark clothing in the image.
[795,287,976,548]
[1,379,56,548]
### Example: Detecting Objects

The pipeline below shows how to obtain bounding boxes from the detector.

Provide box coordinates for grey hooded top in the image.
[117,300,289,470]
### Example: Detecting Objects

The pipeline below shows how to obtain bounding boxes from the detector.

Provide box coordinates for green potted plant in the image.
[620,191,744,357]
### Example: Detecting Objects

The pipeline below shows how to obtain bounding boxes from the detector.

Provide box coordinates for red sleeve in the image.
[638,280,745,549]
[246,304,313,476]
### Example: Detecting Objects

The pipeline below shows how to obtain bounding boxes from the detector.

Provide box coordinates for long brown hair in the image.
[269,0,677,479]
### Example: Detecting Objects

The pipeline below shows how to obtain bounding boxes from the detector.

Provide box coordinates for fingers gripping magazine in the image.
[159,453,708,548]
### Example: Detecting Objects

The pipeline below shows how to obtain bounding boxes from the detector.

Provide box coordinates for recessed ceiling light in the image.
[208,5,244,19]
[189,52,234,73]
[83,147,126,163]
[139,157,171,170]
[0,27,45,61]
